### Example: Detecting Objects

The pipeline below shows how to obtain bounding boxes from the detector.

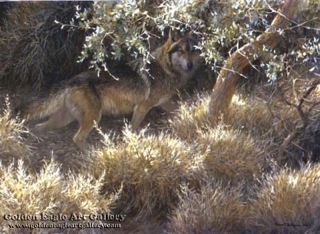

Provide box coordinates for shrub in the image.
[0,97,31,166]
[246,164,320,233]
[166,182,246,234]
[0,160,115,233]
[89,127,199,221]
[0,2,90,92]
[195,126,269,187]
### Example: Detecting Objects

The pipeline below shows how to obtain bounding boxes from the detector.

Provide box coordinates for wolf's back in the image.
[17,88,67,120]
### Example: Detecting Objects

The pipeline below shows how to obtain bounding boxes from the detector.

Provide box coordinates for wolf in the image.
[19,30,202,150]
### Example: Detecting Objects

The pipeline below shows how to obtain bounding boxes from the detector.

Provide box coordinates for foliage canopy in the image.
[72,0,319,81]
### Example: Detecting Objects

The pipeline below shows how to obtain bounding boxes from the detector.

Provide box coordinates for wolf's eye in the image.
[176,49,184,54]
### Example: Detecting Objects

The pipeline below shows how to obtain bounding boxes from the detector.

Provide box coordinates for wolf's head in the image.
[167,30,202,76]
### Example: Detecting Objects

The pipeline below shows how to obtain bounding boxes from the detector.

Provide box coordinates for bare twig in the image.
[277,79,320,164]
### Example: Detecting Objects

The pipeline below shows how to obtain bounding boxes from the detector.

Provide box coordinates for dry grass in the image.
[166,181,247,234]
[195,126,270,186]
[0,1,319,233]
[245,164,320,234]
[89,127,199,221]
[169,93,213,141]
[0,2,89,92]
[1,78,320,233]
[170,93,273,186]
[0,97,32,166]
[229,94,274,137]
[0,159,115,232]
[171,90,320,167]
[170,93,275,141]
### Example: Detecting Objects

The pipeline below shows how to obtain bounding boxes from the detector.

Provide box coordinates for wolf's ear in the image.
[168,28,179,42]
[168,41,179,54]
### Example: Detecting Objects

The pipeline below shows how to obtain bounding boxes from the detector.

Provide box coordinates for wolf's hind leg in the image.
[67,90,102,151]
[72,111,102,151]
[131,104,152,131]
[34,107,75,134]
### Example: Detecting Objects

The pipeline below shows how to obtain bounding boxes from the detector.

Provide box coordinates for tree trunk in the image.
[209,0,299,122]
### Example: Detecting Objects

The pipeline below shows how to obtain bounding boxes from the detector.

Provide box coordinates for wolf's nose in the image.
[187,62,193,69]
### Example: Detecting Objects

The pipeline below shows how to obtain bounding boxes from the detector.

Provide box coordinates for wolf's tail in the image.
[16,89,67,120]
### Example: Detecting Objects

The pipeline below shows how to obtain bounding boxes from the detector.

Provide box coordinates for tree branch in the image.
[209,0,299,122]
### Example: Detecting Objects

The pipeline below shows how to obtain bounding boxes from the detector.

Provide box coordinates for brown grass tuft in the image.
[229,94,274,137]
[170,93,272,186]
[246,164,320,233]
[169,94,213,141]
[0,97,32,165]
[170,93,275,141]
[90,127,198,221]
[166,182,246,234]
[0,159,114,232]
[195,126,270,186]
